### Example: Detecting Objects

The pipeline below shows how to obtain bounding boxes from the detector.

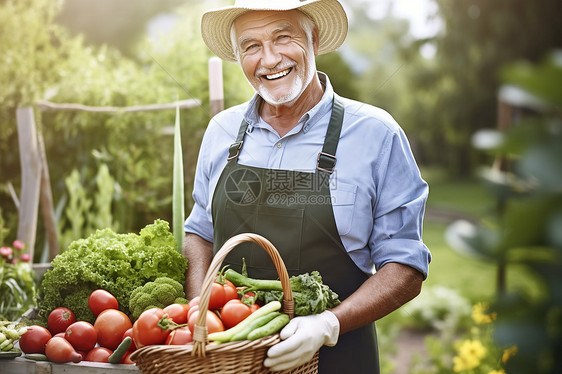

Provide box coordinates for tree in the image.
[402,0,562,174]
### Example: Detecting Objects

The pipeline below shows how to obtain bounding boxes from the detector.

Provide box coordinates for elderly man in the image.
[183,0,431,372]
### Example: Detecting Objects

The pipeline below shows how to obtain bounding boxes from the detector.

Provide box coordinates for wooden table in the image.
[0,357,140,374]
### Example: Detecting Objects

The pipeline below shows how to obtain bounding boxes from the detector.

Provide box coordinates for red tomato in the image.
[250,303,260,312]
[45,337,82,363]
[65,321,97,352]
[94,309,133,350]
[221,279,238,302]
[54,332,66,339]
[163,303,189,324]
[188,296,200,308]
[208,282,226,310]
[84,347,113,362]
[18,325,52,354]
[47,307,76,335]
[188,310,224,335]
[187,304,199,320]
[122,328,137,352]
[165,326,193,345]
[120,351,135,364]
[132,308,171,348]
[89,289,119,316]
[220,299,252,329]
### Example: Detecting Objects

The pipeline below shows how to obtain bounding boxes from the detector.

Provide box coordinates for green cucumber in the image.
[208,301,281,343]
[24,353,49,361]
[108,337,132,364]
[247,313,290,341]
[230,312,281,341]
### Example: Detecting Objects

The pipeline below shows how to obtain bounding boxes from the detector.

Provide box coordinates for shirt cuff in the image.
[372,238,431,279]
[184,204,214,243]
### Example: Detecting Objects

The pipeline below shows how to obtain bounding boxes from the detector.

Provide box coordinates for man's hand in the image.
[264,310,339,371]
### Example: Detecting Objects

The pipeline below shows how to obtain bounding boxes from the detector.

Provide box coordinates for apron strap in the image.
[227,94,345,168]
[227,119,249,161]
[317,94,345,174]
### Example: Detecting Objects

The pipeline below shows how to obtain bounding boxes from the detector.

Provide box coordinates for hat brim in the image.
[201,0,348,62]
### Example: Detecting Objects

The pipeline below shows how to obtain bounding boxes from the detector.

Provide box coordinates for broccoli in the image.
[129,277,187,319]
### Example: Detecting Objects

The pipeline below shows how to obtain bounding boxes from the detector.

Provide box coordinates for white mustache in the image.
[255,60,296,77]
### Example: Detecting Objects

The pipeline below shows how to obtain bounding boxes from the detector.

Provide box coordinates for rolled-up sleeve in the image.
[184,131,214,243]
[370,129,431,278]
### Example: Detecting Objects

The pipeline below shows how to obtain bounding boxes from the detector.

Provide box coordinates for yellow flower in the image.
[453,339,487,371]
[502,345,518,363]
[472,302,497,324]
[489,370,505,374]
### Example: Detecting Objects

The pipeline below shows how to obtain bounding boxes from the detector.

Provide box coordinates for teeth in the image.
[265,69,290,80]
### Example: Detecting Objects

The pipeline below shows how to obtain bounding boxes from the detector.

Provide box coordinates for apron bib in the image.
[211,95,380,373]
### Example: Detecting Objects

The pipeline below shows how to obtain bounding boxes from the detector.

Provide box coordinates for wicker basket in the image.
[130,233,319,374]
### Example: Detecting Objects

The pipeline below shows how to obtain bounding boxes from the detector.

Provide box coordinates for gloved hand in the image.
[263,310,340,371]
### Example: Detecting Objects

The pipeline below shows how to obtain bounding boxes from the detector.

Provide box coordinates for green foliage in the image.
[129,277,186,320]
[58,164,117,251]
[446,52,562,374]
[38,220,188,323]
[0,241,36,320]
[0,0,253,255]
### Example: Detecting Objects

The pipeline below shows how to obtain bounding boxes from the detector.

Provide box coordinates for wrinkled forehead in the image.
[232,9,308,36]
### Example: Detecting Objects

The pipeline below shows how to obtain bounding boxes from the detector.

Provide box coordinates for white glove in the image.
[263,310,340,371]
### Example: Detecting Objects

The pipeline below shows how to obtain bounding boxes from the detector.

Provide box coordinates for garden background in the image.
[1,0,561,373]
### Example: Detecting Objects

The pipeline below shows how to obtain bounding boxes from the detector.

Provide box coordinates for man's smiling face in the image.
[233,10,318,106]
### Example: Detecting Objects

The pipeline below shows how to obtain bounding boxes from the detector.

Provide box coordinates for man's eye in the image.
[278,35,290,41]
[245,44,259,51]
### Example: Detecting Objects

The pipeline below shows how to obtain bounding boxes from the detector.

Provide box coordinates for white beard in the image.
[255,44,317,106]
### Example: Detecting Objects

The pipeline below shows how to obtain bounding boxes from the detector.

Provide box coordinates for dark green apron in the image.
[211,95,380,373]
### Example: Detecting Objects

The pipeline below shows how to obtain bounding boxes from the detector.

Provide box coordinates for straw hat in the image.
[201,0,349,62]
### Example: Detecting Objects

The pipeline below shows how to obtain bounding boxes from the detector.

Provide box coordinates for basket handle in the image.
[192,233,294,357]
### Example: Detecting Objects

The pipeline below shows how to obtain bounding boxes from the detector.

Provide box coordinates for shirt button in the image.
[276,142,282,148]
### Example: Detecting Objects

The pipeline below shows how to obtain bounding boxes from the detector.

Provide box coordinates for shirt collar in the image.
[243,72,335,132]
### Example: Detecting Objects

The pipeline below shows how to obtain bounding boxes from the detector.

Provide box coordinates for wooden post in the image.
[37,131,60,260]
[209,57,224,117]
[16,107,42,260]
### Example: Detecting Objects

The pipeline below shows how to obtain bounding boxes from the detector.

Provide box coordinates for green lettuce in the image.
[38,219,187,323]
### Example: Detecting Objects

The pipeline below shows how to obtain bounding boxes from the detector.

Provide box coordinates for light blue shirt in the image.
[185,73,431,278]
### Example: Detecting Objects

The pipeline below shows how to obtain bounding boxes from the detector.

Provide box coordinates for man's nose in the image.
[261,42,282,69]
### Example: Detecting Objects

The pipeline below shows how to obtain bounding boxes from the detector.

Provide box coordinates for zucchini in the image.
[247,313,290,340]
[24,353,49,361]
[208,301,281,343]
[230,312,281,341]
[108,337,132,364]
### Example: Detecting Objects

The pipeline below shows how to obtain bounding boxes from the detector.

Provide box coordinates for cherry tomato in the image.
[47,307,76,335]
[122,328,137,352]
[94,309,133,350]
[45,337,82,363]
[84,347,113,362]
[250,303,260,312]
[132,308,171,348]
[65,321,97,352]
[163,303,189,324]
[165,326,193,345]
[89,289,119,316]
[188,310,224,335]
[220,299,252,328]
[18,325,52,354]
